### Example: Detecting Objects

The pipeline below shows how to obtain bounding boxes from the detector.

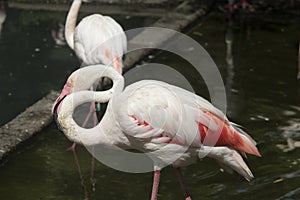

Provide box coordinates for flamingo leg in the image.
[71,149,89,200]
[67,99,99,193]
[90,146,96,192]
[151,170,161,200]
[175,168,192,200]
[82,102,96,127]
[66,142,77,151]
[90,108,98,192]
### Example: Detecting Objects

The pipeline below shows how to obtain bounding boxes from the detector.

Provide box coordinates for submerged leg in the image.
[151,170,161,200]
[90,109,98,192]
[175,168,192,200]
[72,149,89,200]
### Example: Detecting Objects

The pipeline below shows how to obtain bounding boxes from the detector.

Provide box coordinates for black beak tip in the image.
[52,95,67,132]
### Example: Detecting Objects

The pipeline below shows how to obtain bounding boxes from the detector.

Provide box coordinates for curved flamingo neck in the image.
[57,65,124,145]
[65,0,82,49]
[71,64,124,93]
[58,91,108,145]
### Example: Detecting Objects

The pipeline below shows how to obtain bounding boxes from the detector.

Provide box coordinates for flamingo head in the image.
[52,83,72,114]
[51,65,102,115]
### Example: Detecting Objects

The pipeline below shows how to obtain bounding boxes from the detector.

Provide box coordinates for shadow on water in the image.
[0,5,300,200]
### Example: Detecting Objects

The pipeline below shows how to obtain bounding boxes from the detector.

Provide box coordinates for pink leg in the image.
[66,143,77,152]
[82,102,97,127]
[151,170,161,200]
[175,168,192,200]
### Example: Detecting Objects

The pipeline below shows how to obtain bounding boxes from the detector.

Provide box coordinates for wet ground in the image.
[0,5,300,200]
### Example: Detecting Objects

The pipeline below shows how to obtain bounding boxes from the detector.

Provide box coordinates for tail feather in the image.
[201,146,254,181]
[198,111,261,157]
[230,122,257,145]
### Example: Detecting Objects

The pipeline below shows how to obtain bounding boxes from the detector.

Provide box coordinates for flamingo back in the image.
[74,14,127,69]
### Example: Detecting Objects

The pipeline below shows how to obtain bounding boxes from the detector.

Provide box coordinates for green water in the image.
[0,7,300,200]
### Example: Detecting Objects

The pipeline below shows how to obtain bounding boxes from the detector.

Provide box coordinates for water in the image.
[0,6,300,200]
[0,6,156,126]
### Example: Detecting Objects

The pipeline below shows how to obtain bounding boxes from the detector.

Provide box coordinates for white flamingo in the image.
[53,64,261,200]
[61,1,127,194]
[62,0,127,147]
[65,0,127,72]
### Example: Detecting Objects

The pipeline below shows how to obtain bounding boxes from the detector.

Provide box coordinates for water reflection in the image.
[276,105,300,152]
[51,22,66,46]
[0,1,6,37]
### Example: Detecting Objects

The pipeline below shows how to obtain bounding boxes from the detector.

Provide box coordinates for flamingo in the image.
[65,0,126,72]
[53,64,261,200]
[62,0,127,147]
[61,0,127,194]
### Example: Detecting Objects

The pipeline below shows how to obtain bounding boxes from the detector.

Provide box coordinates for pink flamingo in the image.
[53,64,261,200]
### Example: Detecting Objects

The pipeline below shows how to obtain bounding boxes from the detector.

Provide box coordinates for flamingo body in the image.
[65,0,126,72]
[74,14,126,70]
[54,65,261,187]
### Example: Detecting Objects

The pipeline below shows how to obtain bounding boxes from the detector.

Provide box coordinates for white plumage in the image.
[65,0,127,72]
[53,65,261,199]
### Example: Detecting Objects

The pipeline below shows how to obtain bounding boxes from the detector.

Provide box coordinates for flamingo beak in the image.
[52,85,71,131]
[53,94,67,131]
[51,84,71,114]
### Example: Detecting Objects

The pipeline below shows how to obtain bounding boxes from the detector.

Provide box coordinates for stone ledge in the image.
[0,91,59,160]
